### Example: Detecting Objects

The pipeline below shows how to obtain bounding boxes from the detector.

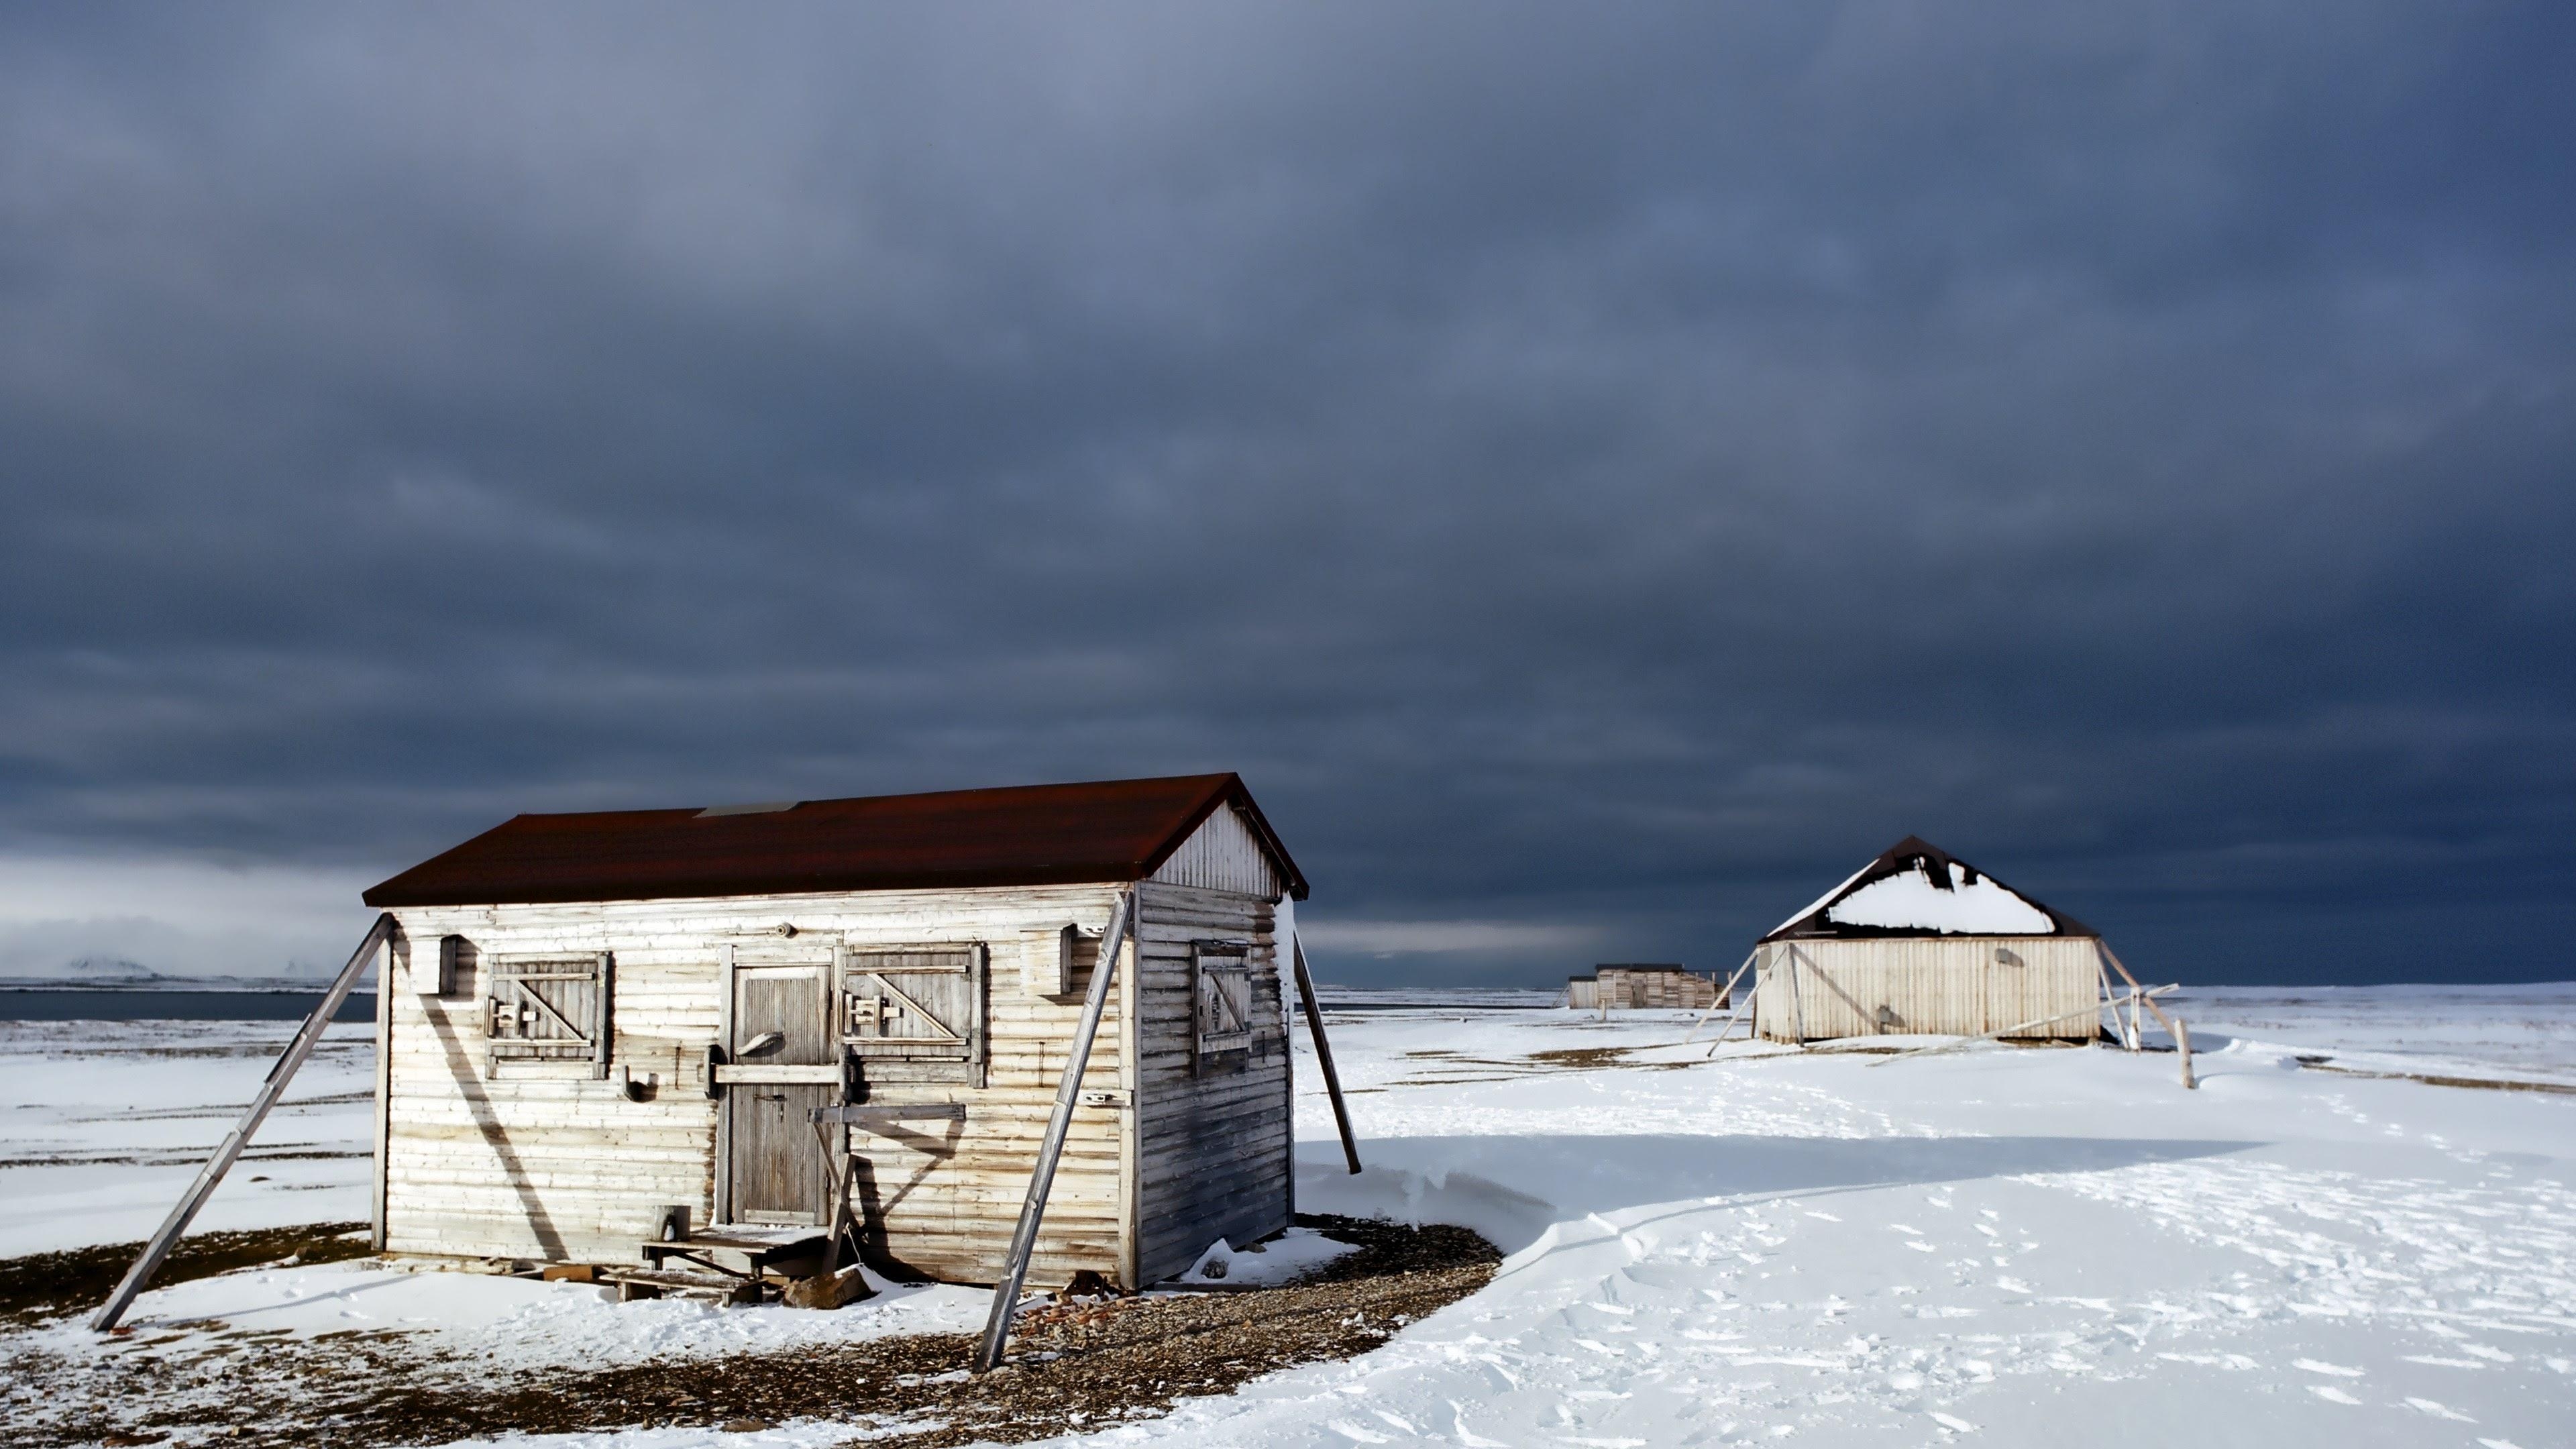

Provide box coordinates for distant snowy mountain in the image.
[0,955,365,991]
[56,957,167,981]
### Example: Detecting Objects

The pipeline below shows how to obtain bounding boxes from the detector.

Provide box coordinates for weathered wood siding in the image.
[1147,805,1281,899]
[1132,881,1293,1286]
[378,882,1143,1287]
[1593,968,1721,1010]
[1752,937,2100,1042]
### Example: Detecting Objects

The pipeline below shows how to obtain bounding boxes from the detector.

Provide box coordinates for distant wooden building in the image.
[1566,963,1722,1011]
[361,773,1307,1291]
[1752,837,2102,1043]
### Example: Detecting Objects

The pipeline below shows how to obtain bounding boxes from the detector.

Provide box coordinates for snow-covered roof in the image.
[1762,837,2095,942]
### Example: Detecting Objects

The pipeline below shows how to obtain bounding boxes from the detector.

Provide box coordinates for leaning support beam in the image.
[1701,1004,1752,1056]
[93,912,396,1332]
[1682,951,1759,1045]
[975,890,1131,1373]
[1292,938,1362,1176]
[2098,945,2183,1038]
[1701,963,1766,1057]
[2100,945,2198,1090]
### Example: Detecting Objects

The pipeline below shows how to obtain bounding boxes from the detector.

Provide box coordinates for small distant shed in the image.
[1752,837,2102,1043]
[360,773,1308,1291]
[1567,963,1722,1011]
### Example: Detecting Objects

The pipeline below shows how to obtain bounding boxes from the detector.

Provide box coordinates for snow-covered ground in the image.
[5,989,2573,1448]
[2167,983,2576,1087]
[0,1018,376,1257]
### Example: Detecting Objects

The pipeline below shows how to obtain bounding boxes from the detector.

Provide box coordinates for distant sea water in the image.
[0,987,377,1022]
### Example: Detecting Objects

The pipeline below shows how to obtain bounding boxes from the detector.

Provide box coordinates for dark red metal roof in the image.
[363,773,1306,908]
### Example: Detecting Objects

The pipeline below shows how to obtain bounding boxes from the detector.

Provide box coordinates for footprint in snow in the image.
[2294,1360,2364,1377]
[1929,1411,1975,1433]
[2308,1387,2363,1405]
[1448,1404,1509,1448]
[2405,1398,2475,1423]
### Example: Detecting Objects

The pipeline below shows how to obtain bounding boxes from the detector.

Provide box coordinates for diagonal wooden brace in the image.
[975,890,1131,1371]
[93,914,396,1332]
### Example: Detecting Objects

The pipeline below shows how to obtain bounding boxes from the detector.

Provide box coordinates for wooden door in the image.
[722,961,835,1226]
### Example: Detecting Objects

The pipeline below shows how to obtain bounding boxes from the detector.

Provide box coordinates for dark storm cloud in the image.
[2,3,2571,983]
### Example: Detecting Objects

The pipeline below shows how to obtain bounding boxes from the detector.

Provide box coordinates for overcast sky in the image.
[3,4,2569,985]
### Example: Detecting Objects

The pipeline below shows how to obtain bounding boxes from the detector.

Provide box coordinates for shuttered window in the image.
[1193,939,1253,1069]
[841,944,987,1087]
[487,953,614,1077]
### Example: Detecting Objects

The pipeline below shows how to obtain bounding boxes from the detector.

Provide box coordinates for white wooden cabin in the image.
[1752,837,2104,1044]
[360,773,1308,1291]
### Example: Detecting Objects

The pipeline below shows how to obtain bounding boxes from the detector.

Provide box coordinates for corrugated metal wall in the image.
[1148,806,1281,899]
[1751,937,2100,1042]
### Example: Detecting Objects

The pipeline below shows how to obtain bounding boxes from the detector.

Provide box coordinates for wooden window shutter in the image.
[1191,939,1254,1073]
[841,945,987,1087]
[486,953,614,1077]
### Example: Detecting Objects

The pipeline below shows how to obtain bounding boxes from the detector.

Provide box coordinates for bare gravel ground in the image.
[1,1213,1499,1448]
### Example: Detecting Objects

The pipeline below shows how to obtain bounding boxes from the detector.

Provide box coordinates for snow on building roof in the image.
[1761,836,2094,942]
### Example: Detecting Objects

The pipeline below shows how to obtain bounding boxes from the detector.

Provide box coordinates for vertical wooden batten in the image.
[714,942,736,1225]
[1119,914,1142,1291]
[370,922,397,1253]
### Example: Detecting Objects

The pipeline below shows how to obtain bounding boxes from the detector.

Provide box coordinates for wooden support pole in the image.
[2100,943,2187,1044]
[2174,1018,2198,1090]
[975,890,1130,1373]
[1683,951,1758,1044]
[1702,996,1754,1057]
[94,914,396,1332]
[1292,938,1362,1176]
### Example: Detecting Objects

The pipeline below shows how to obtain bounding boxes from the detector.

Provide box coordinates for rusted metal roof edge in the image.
[363,859,1162,910]
[361,773,1311,909]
